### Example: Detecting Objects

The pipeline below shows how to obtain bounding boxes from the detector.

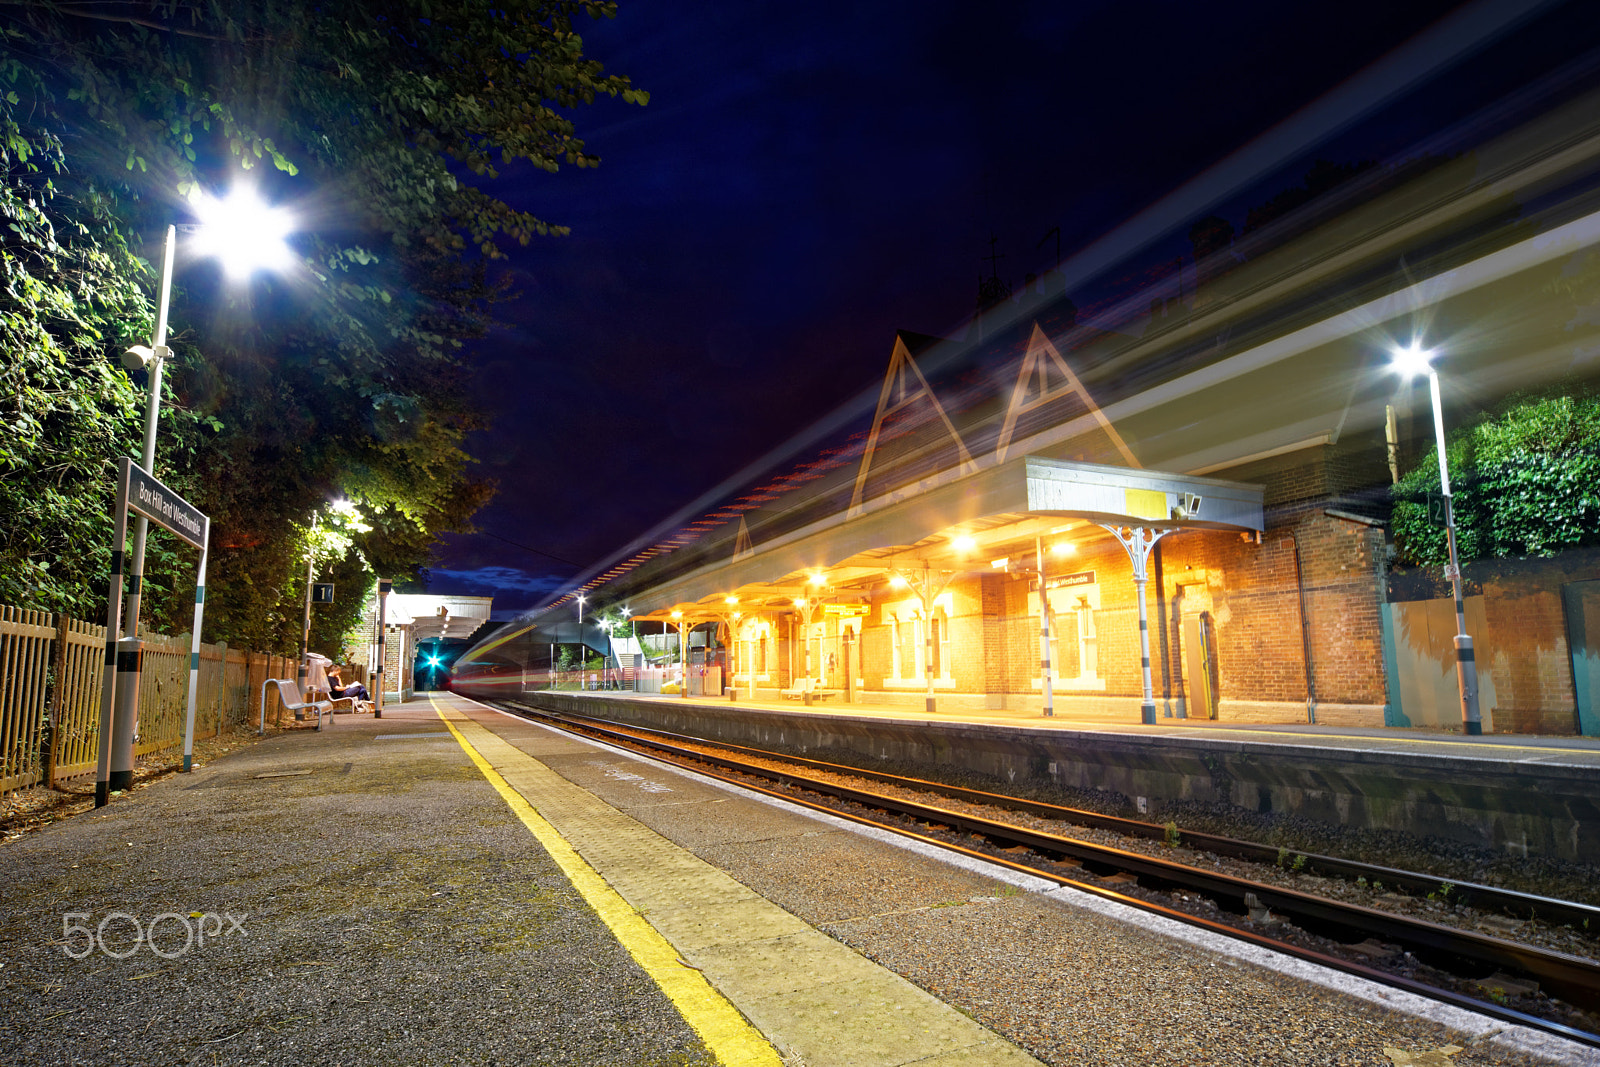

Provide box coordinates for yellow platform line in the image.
[430,697,781,1067]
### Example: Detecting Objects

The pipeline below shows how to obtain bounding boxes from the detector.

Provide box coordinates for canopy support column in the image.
[1102,525,1174,725]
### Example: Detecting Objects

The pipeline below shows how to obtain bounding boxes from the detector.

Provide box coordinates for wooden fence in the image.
[0,602,294,796]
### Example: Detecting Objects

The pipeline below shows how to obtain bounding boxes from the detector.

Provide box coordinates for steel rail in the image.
[504,701,1600,929]
[497,700,1600,1035]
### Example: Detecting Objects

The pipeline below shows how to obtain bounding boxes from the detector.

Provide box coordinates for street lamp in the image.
[671,609,686,699]
[599,618,615,689]
[100,188,294,801]
[119,188,295,639]
[575,593,586,688]
[1391,341,1482,735]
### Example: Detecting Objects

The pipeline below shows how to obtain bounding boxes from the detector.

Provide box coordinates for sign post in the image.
[374,578,392,718]
[97,458,209,806]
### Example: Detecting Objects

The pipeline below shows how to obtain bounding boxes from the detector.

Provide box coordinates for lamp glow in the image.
[952,535,976,552]
[191,187,295,279]
[1390,341,1435,378]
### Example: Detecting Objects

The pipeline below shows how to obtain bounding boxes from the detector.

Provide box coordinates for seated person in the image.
[326,667,370,703]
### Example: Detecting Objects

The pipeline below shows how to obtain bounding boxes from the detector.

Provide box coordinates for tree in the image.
[1391,390,1600,566]
[0,3,644,649]
[0,89,161,614]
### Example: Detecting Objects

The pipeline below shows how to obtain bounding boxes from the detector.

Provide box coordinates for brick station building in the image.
[464,141,1600,735]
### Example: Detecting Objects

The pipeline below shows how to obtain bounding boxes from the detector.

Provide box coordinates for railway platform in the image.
[0,692,1590,1066]
[512,689,1600,866]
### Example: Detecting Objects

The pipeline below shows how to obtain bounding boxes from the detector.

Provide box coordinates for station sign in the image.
[1044,570,1096,590]
[124,458,208,549]
[823,603,869,617]
[312,583,336,604]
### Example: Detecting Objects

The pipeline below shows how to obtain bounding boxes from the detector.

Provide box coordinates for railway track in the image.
[492,698,1600,1051]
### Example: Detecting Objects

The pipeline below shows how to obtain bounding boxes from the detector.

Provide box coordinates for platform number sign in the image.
[1425,491,1448,528]
[312,582,335,604]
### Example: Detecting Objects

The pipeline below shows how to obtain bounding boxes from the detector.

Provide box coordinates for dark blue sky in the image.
[430,0,1581,618]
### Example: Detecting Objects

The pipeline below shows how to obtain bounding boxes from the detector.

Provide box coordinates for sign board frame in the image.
[97,458,211,804]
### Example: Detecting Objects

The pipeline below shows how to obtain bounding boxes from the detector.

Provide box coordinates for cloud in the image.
[427,567,566,596]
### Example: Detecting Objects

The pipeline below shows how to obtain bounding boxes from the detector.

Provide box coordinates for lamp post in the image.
[297,516,317,703]
[671,610,687,698]
[575,593,586,689]
[100,190,293,801]
[600,618,614,689]
[1392,342,1482,736]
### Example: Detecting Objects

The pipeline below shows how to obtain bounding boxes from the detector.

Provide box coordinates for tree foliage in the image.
[0,90,158,613]
[0,3,643,651]
[1391,390,1600,566]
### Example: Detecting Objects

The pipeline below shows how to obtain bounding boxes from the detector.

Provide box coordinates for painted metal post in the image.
[923,563,937,716]
[374,578,391,718]
[181,524,210,771]
[119,227,175,645]
[1426,368,1482,735]
[110,633,141,791]
[296,550,314,705]
[1103,525,1173,726]
[676,619,690,699]
[95,460,133,807]
[575,593,585,689]
[106,230,176,801]
[794,600,816,706]
[1037,537,1054,717]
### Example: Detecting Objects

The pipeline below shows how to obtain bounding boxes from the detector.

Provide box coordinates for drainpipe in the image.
[1291,534,1317,724]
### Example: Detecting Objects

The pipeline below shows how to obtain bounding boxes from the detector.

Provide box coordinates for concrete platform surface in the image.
[0,692,1591,1067]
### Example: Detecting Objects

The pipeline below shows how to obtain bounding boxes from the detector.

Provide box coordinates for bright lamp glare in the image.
[1390,342,1435,378]
[1051,542,1076,556]
[427,656,442,668]
[952,535,977,552]
[191,187,294,279]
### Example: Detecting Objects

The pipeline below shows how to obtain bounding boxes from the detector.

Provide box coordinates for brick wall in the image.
[1395,546,1600,735]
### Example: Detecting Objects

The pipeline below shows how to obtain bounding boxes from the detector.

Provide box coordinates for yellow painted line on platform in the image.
[430,697,781,1067]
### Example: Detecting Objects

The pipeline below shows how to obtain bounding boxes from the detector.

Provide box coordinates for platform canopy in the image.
[631,455,1262,619]
[385,593,495,644]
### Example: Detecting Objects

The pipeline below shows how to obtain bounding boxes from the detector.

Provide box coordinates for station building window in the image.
[1038,583,1104,692]
[885,593,955,688]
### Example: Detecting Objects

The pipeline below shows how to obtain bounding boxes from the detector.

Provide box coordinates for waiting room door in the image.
[1565,580,1600,736]
[1182,611,1219,720]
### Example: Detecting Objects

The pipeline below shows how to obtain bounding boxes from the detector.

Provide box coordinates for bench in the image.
[258,678,332,734]
[307,686,364,715]
[780,686,842,702]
